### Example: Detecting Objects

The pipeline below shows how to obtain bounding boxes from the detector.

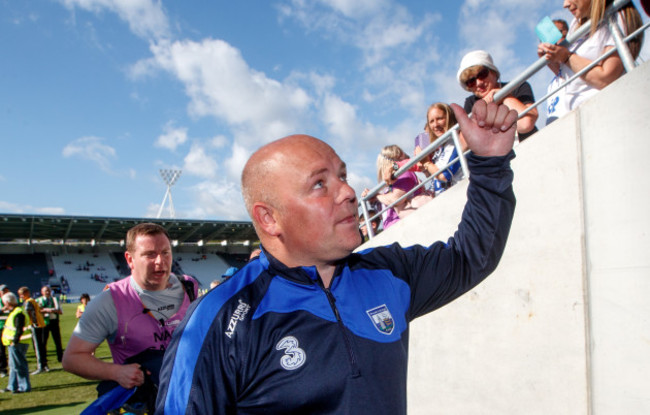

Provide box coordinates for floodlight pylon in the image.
[157,169,182,218]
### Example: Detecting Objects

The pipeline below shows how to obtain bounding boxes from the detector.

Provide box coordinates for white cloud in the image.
[318,93,414,152]
[184,180,248,221]
[144,202,162,218]
[347,171,374,199]
[210,135,229,149]
[156,123,188,151]
[275,0,444,131]
[183,142,218,179]
[316,0,390,19]
[134,38,313,148]
[0,201,65,215]
[224,142,252,182]
[62,136,117,172]
[59,0,170,41]
[278,0,440,67]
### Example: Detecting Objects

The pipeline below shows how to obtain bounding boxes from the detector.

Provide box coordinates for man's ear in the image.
[124,251,134,270]
[253,202,282,237]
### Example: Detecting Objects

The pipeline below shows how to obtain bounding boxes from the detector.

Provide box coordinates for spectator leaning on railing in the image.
[414,102,467,196]
[538,0,644,118]
[458,50,539,142]
[362,145,432,230]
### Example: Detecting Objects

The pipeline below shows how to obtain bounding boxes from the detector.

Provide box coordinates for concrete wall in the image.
[359,61,650,414]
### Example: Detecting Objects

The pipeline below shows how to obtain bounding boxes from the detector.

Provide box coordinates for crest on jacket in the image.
[366,304,394,335]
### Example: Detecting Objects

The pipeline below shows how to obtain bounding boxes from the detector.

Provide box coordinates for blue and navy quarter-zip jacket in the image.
[156,152,516,415]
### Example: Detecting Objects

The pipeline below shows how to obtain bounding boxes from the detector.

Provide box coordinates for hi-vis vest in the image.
[1,307,32,346]
[24,298,45,328]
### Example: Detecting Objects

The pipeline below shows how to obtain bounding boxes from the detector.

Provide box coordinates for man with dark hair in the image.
[156,101,518,414]
[17,287,47,375]
[63,223,198,412]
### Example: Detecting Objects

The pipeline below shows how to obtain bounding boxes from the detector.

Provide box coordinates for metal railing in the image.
[359,0,646,239]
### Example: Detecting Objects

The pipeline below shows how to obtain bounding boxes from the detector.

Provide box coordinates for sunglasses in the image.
[465,67,490,89]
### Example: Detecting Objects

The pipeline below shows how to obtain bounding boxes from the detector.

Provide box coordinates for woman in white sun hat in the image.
[458,50,539,142]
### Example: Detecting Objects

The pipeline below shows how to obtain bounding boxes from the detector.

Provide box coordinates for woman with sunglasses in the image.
[457,50,539,142]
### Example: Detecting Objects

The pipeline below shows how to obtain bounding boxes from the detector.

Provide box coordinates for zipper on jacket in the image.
[323,288,361,377]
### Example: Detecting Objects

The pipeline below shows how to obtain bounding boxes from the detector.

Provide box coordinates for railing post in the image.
[608,14,637,72]
[451,129,469,179]
[359,201,374,240]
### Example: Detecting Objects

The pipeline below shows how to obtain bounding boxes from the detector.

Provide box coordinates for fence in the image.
[359,0,648,239]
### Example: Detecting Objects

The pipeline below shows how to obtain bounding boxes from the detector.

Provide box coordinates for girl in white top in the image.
[538,0,643,116]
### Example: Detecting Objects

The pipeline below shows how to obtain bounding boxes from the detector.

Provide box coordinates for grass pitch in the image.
[0,302,111,414]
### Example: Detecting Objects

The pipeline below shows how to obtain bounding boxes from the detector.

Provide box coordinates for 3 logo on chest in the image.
[276,336,306,371]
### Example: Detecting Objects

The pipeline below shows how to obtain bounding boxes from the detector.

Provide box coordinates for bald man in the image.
[156,101,518,415]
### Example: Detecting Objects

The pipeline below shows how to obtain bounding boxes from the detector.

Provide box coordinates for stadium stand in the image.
[0,254,50,294]
[50,253,122,300]
[173,253,248,288]
[0,251,254,302]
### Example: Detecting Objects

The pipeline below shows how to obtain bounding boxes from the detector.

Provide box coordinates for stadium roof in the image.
[0,213,258,246]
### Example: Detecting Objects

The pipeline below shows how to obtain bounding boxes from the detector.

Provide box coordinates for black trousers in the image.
[0,343,7,373]
[43,319,64,362]
[31,326,48,369]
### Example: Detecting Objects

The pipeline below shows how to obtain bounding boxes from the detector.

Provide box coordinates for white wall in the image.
[359,61,650,414]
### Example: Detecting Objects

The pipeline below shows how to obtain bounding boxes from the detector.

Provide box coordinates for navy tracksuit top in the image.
[156,152,516,415]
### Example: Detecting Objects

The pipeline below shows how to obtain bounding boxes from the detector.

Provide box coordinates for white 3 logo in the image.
[276,336,306,371]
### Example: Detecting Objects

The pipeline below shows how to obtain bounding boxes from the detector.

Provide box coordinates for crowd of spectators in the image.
[0,284,62,393]
[360,0,645,234]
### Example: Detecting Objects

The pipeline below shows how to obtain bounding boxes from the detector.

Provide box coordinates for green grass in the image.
[0,302,112,414]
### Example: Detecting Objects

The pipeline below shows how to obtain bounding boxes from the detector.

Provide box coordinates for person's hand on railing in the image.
[451,101,517,157]
[413,146,433,174]
[481,88,500,104]
[361,188,375,201]
[538,42,572,66]
[537,43,564,75]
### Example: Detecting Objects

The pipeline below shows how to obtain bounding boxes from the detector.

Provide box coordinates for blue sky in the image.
[1,0,647,221]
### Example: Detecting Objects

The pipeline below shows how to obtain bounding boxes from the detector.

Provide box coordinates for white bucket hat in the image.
[457,50,500,91]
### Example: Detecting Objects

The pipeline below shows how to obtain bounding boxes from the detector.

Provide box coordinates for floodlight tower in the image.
[157,169,182,218]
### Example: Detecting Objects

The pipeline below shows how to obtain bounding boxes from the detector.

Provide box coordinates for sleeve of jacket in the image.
[24,301,36,327]
[155,290,239,415]
[13,313,26,345]
[405,151,516,320]
[53,296,62,313]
